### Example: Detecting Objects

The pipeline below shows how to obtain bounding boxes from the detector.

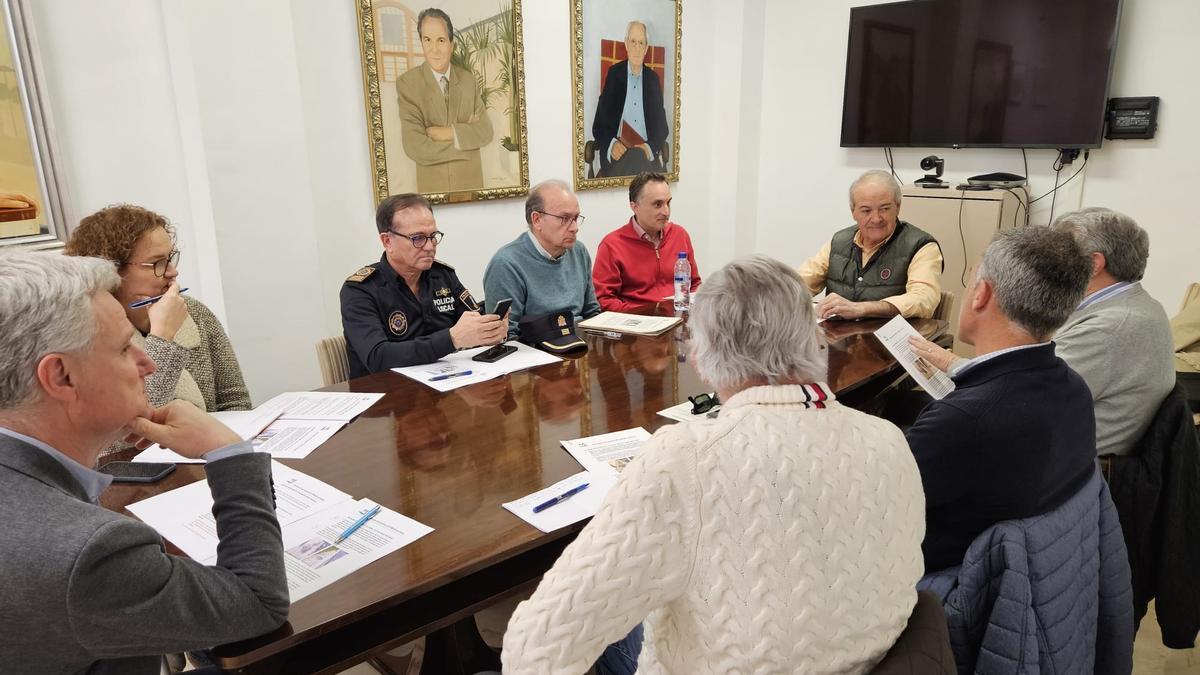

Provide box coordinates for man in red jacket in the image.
[593,171,701,311]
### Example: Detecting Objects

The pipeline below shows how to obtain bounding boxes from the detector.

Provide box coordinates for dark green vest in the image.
[825,220,940,302]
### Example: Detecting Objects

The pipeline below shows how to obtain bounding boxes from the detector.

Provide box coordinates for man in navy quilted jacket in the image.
[904,227,1097,573]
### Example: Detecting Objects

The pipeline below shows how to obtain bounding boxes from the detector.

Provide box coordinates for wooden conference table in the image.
[104,308,947,674]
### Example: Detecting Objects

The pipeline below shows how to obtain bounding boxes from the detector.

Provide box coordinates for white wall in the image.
[749,0,1197,311]
[29,0,1198,403]
[32,0,742,403]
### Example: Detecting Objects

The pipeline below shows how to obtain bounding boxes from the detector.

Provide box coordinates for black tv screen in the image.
[840,0,1122,148]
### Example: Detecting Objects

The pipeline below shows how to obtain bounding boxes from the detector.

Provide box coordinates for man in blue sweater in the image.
[484,179,602,336]
[904,227,1097,573]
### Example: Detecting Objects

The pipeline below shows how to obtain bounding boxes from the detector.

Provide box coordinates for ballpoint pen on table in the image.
[429,370,473,382]
[584,330,622,340]
[532,483,590,513]
[334,505,382,543]
[129,288,190,309]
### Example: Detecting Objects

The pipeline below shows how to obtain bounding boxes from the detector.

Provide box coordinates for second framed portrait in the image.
[356,0,529,204]
[571,0,681,190]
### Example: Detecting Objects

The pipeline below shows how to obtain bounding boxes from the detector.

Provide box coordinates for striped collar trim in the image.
[1077,281,1137,310]
[723,383,837,411]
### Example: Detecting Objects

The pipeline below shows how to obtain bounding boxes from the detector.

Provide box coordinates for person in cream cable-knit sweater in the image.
[503,256,926,674]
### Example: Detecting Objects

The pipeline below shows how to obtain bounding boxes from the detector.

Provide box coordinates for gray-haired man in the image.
[903,227,1096,572]
[0,251,287,674]
[798,170,943,321]
[1051,208,1175,457]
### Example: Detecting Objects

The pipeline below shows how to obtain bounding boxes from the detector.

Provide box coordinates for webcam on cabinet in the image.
[914,155,949,188]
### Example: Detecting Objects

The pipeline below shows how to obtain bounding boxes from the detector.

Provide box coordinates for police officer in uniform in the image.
[341,193,506,378]
[798,170,944,320]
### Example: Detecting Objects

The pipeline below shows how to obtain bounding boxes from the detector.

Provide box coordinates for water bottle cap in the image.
[677,251,686,258]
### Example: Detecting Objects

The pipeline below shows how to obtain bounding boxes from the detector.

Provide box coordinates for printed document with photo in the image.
[873,315,956,399]
[283,498,433,602]
[561,428,652,476]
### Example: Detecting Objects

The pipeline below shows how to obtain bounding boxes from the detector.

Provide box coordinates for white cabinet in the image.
[900,187,1027,355]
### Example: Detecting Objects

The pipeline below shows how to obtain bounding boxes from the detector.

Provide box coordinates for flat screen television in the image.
[840,0,1123,149]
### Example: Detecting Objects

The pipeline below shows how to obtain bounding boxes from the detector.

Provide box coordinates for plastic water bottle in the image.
[673,251,691,312]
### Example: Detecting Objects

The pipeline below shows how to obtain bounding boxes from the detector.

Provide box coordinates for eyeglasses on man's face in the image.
[129,249,180,277]
[389,230,445,248]
[534,211,586,227]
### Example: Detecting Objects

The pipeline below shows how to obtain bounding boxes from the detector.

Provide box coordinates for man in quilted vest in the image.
[798,170,943,320]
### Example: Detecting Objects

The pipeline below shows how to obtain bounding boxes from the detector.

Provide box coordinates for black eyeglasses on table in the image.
[688,392,720,416]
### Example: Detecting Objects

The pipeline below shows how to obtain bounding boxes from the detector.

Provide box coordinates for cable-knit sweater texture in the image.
[503,384,927,674]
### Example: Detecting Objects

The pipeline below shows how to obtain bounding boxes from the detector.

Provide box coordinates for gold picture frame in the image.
[571,0,681,191]
[1,0,73,250]
[355,0,530,205]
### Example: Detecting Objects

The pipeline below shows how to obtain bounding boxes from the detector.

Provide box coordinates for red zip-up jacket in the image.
[592,218,701,312]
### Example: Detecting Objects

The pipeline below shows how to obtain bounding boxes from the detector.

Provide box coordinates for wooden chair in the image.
[315,335,350,387]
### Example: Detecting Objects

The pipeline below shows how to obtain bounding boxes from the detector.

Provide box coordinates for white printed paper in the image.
[561,428,652,475]
[392,340,561,391]
[502,471,618,534]
[282,498,433,602]
[126,461,353,563]
[257,391,385,422]
[874,315,956,399]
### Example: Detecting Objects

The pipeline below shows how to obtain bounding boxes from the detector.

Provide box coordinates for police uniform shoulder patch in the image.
[459,290,480,311]
[433,259,455,271]
[346,265,376,283]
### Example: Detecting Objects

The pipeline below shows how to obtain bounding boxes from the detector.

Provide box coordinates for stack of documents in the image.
[132,391,384,463]
[393,340,561,392]
[874,315,956,399]
[502,471,618,533]
[127,461,432,602]
[578,311,682,336]
[561,428,652,475]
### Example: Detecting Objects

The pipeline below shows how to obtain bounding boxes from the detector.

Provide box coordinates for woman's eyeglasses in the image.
[129,249,180,277]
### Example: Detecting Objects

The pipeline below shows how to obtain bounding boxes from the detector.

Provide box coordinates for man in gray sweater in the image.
[1052,208,1175,456]
[484,179,602,336]
[0,251,288,674]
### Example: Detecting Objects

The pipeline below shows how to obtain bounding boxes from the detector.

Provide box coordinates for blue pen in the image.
[335,504,382,544]
[429,370,472,382]
[532,483,590,513]
[129,287,189,309]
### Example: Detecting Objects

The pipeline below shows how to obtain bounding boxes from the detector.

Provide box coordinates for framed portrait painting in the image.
[355,0,529,204]
[0,0,72,249]
[571,0,681,190]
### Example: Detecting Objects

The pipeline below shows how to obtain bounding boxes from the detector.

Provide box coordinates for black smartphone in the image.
[491,298,513,318]
[473,344,517,363]
[98,461,176,483]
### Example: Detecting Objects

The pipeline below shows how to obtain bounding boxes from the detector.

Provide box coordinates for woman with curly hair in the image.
[65,205,251,438]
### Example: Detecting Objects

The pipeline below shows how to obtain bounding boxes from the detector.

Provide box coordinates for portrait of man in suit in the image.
[395,7,494,194]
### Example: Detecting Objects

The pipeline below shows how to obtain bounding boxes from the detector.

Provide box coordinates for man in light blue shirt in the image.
[592,21,669,177]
